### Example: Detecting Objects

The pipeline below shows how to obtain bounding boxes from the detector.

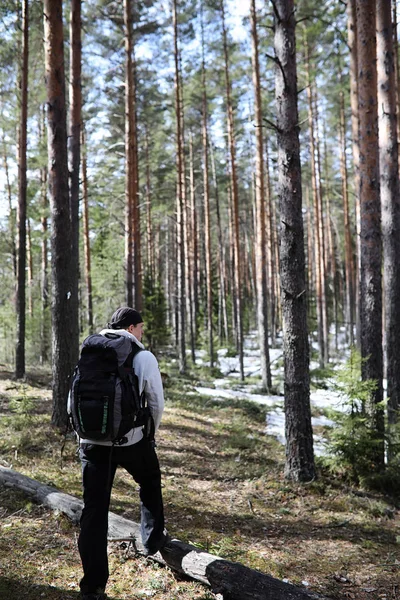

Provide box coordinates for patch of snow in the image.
[266,410,285,445]
[310,389,347,413]
[311,415,335,427]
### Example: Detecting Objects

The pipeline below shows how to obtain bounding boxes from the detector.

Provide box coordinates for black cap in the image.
[108,307,143,330]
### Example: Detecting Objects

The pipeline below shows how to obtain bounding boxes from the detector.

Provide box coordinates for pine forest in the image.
[1,1,400,599]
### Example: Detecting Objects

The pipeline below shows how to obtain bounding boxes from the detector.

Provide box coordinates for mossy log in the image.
[0,466,330,600]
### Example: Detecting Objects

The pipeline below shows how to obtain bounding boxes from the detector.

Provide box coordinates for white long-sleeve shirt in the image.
[77,328,164,446]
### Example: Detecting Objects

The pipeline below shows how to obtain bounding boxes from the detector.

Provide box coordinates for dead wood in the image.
[0,466,330,600]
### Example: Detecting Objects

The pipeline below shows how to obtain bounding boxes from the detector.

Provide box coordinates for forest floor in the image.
[0,361,400,600]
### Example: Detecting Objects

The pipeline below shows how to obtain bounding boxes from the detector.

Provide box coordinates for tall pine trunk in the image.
[187,134,196,363]
[68,0,81,365]
[251,0,271,390]
[339,88,355,346]
[145,126,154,279]
[39,105,50,364]
[273,0,315,482]
[221,0,244,380]
[15,0,29,379]
[304,36,326,367]
[347,0,361,347]
[201,13,214,369]
[173,0,186,374]
[81,125,93,333]
[356,0,384,467]
[377,0,400,456]
[2,131,17,277]
[27,218,33,317]
[44,0,75,429]
[124,0,134,307]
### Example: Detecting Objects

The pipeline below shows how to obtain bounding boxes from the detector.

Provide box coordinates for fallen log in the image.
[0,466,330,600]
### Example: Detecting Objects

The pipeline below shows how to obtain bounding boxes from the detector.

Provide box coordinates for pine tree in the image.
[273,0,315,482]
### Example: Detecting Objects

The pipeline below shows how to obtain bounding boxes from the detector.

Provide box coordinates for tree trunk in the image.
[81,125,93,333]
[145,126,154,279]
[2,130,17,277]
[15,0,29,379]
[221,0,244,380]
[201,15,214,369]
[314,102,329,364]
[44,0,75,429]
[0,467,330,600]
[124,0,134,308]
[273,0,315,482]
[132,48,142,311]
[210,138,228,344]
[68,0,81,367]
[347,0,361,348]
[187,134,196,364]
[304,36,325,368]
[377,0,400,457]
[339,89,355,346]
[173,0,186,374]
[356,0,384,467]
[251,0,271,390]
[392,0,400,173]
[26,217,33,318]
[265,140,278,345]
[39,105,50,365]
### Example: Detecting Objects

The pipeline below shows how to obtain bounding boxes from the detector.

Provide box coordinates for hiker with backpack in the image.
[68,307,168,600]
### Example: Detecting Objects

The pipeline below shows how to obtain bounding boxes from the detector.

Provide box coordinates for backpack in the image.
[69,332,151,443]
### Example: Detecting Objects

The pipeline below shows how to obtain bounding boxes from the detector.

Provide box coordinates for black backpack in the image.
[70,333,152,443]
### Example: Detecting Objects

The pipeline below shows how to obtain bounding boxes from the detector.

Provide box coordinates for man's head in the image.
[108,307,144,341]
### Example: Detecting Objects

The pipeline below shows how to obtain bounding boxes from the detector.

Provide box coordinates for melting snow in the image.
[192,333,346,456]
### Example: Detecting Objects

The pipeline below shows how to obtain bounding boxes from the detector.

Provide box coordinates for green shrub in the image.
[323,350,385,484]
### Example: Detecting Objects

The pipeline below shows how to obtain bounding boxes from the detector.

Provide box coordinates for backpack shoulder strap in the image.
[131,341,143,360]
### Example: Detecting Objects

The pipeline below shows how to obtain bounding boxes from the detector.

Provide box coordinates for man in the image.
[76,307,167,600]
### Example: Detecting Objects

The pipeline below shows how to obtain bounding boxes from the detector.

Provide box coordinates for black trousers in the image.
[78,438,165,595]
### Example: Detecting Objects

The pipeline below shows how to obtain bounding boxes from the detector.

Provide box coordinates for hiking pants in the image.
[78,438,165,595]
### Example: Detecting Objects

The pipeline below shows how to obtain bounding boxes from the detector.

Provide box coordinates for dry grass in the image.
[0,367,400,600]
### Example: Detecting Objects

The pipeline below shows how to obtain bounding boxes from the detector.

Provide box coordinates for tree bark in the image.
[273,0,315,482]
[124,0,134,308]
[0,467,330,600]
[356,0,384,466]
[44,0,75,429]
[265,140,278,345]
[187,134,196,364]
[26,217,33,318]
[377,0,400,455]
[132,46,142,311]
[347,0,361,348]
[304,35,325,368]
[251,0,271,391]
[39,105,50,365]
[145,126,154,279]
[210,138,228,344]
[221,0,244,380]
[81,125,93,333]
[201,13,214,369]
[173,0,187,374]
[392,0,400,173]
[313,100,329,364]
[2,130,17,277]
[339,88,355,347]
[68,0,81,368]
[15,0,29,379]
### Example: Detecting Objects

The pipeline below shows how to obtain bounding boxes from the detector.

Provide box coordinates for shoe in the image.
[81,589,107,600]
[143,531,171,557]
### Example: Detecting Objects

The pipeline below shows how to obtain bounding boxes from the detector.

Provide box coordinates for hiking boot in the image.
[80,588,107,600]
[143,530,171,557]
